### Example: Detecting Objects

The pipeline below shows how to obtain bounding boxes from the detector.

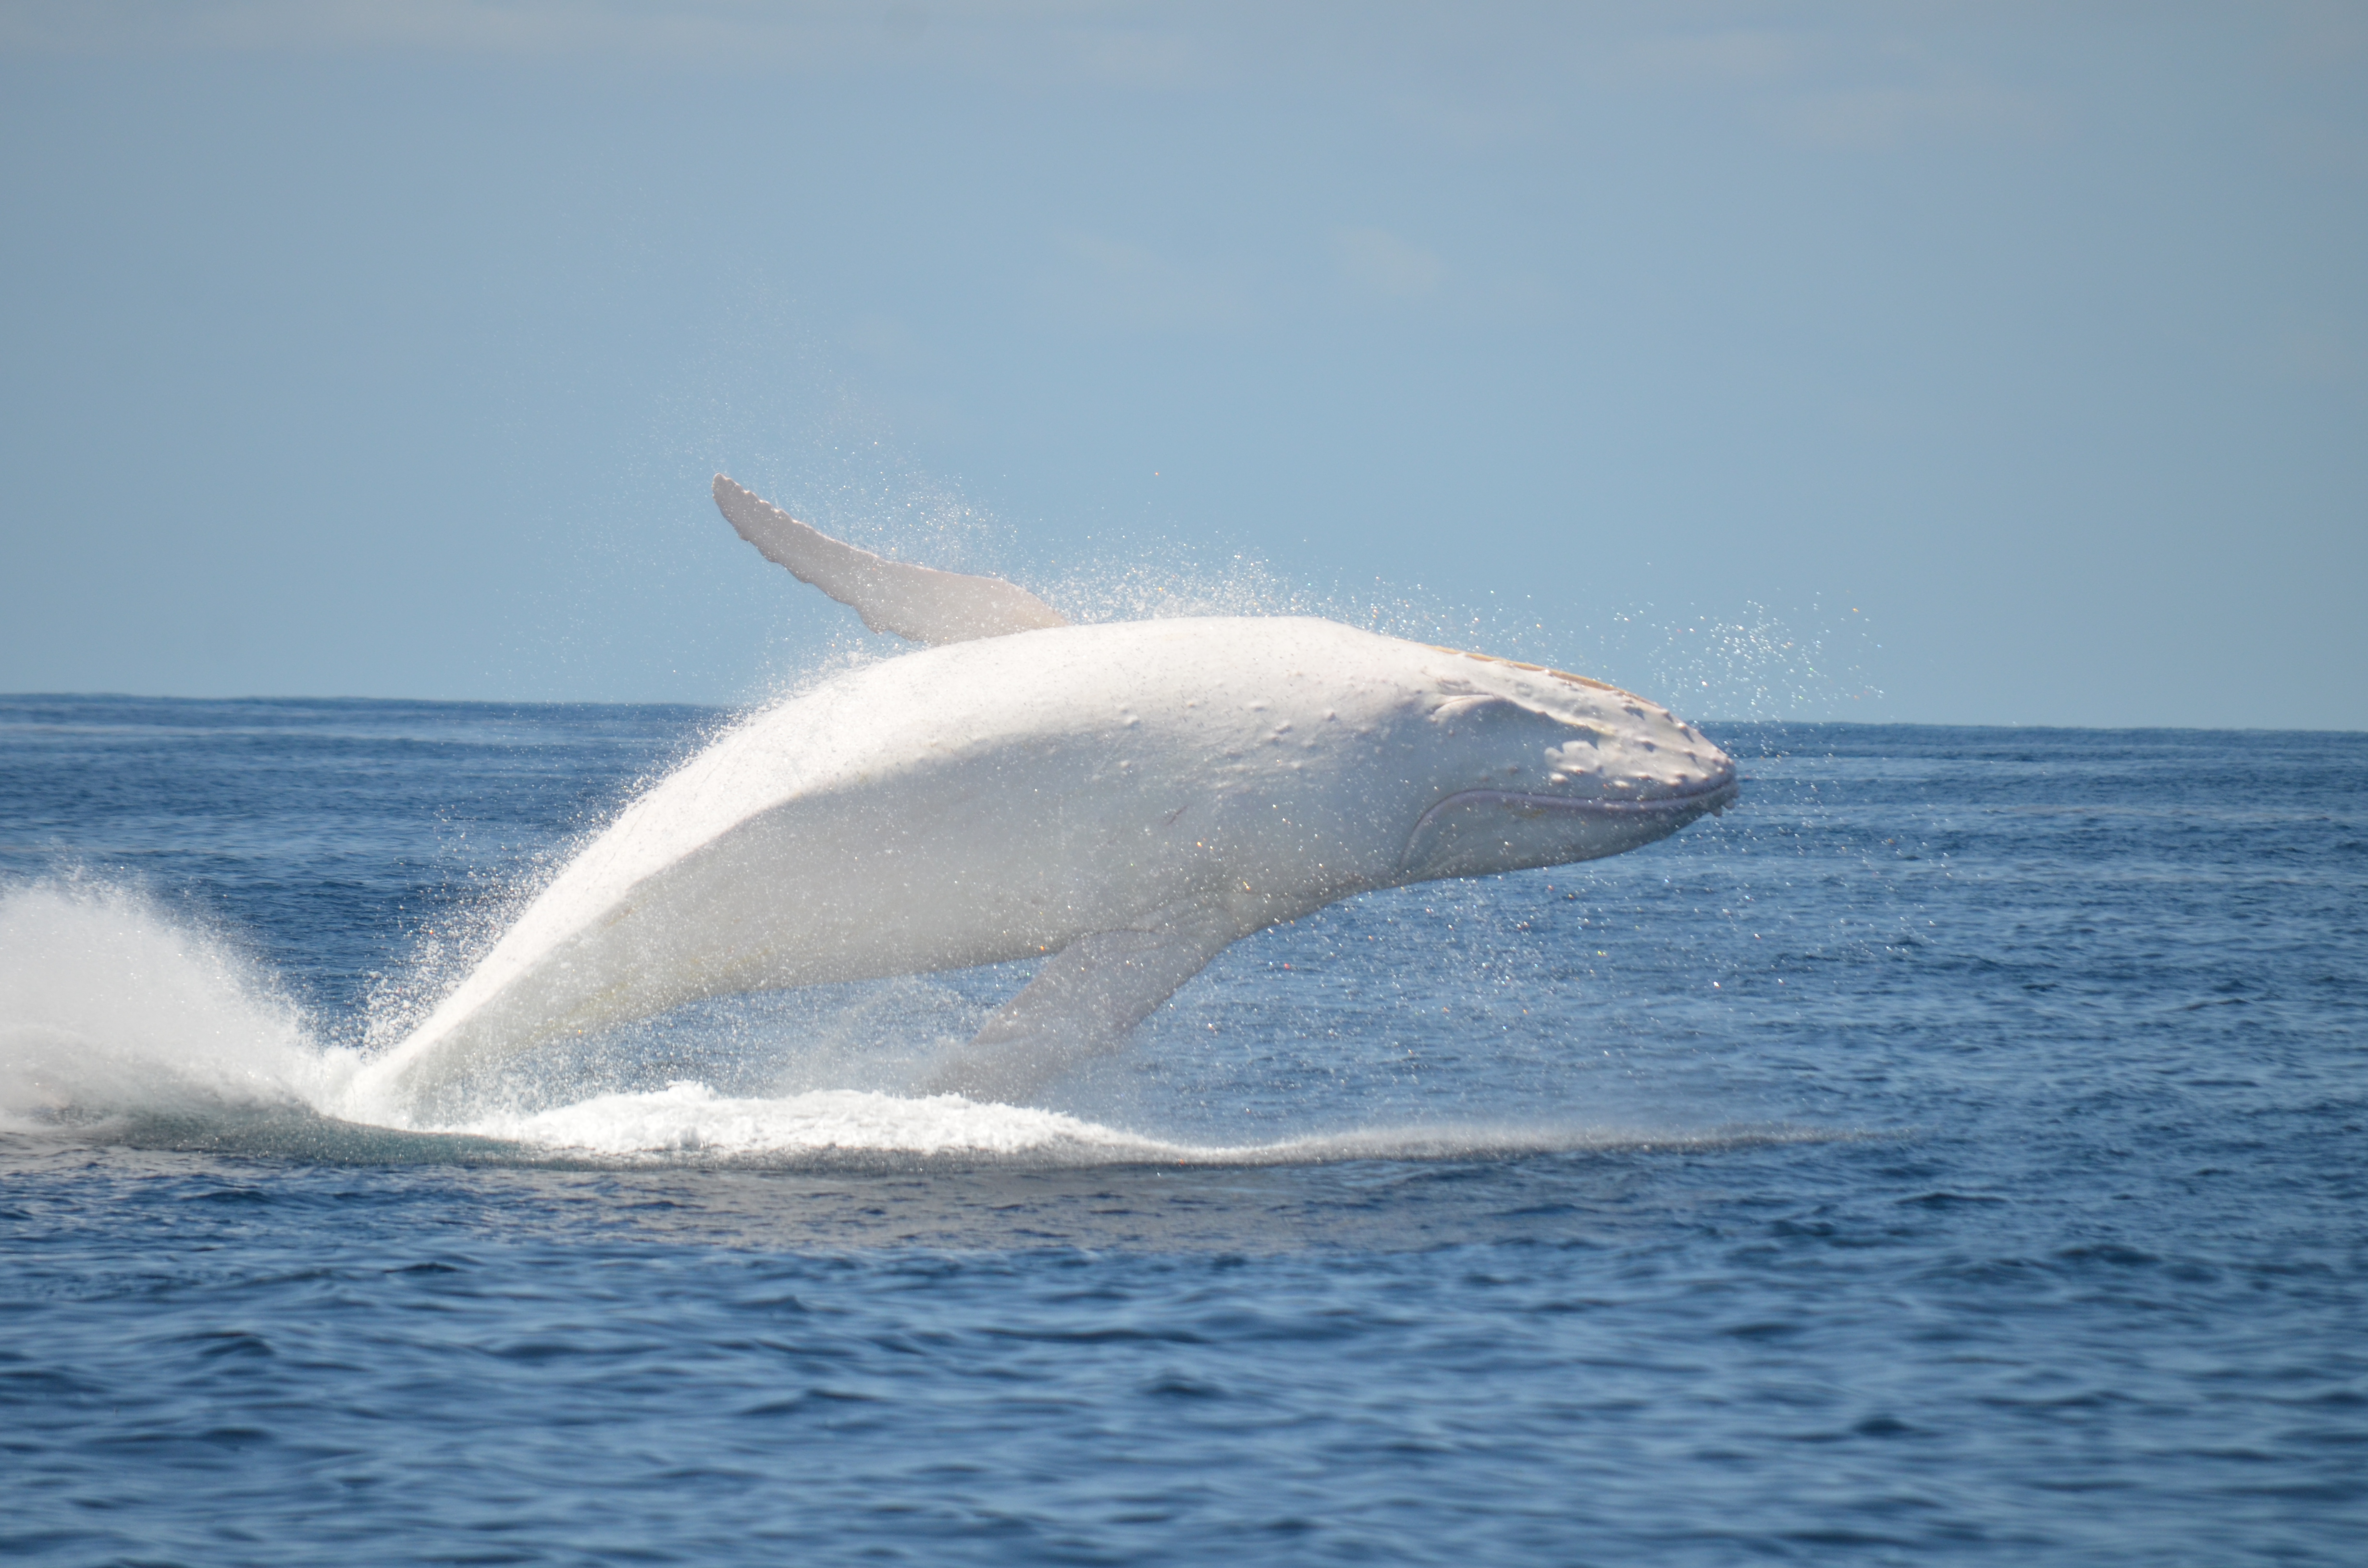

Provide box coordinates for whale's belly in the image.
[541,765,1228,1011]
[377,735,1279,1097]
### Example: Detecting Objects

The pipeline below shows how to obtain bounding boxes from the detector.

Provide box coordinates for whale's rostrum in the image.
[353,479,1737,1118]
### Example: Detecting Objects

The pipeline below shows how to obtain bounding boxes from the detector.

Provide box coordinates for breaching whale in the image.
[354,478,1737,1117]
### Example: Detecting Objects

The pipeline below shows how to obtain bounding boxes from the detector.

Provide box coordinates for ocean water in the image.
[1,693,2362,1564]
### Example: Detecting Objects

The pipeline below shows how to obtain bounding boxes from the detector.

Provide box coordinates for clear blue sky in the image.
[2,2,2361,727]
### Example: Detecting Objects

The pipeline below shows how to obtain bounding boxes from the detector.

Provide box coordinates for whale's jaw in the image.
[1399,774,1739,882]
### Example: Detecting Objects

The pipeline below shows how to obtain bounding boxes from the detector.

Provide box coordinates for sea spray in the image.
[0,878,1789,1166]
[0,878,352,1130]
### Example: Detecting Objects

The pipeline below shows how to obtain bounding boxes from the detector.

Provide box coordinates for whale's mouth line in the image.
[1410,776,1740,837]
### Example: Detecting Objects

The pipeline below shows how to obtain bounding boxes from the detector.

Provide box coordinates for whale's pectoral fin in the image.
[713,475,1069,645]
[922,904,1241,1103]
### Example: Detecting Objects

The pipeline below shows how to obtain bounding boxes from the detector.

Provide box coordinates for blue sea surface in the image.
[2,694,2363,1564]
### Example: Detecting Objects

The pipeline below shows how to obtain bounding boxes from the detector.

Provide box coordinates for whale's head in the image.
[1395,647,1738,882]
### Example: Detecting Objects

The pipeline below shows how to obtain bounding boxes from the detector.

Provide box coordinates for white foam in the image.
[463,1081,1155,1159]
[450,1079,1808,1167]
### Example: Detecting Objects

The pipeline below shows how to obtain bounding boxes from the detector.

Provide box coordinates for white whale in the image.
[354,478,1737,1117]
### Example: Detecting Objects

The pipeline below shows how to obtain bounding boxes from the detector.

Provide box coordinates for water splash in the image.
[0,466,1849,1155]
[0,877,1812,1167]
[0,878,354,1131]
[462,1080,1835,1167]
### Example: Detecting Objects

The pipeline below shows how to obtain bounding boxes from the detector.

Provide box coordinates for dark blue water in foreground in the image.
[2,695,2363,1564]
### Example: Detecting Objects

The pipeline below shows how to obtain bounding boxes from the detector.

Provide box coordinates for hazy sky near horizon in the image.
[2,1,2362,726]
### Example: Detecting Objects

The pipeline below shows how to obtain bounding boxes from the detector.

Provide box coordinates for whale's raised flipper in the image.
[922,902,1242,1102]
[714,475,1069,645]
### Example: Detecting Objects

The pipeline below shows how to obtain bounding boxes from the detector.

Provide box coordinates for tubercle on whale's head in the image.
[1418,644,1737,803]
[1395,644,1738,882]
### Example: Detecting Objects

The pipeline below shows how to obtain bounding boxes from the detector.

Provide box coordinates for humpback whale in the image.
[355,478,1737,1117]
